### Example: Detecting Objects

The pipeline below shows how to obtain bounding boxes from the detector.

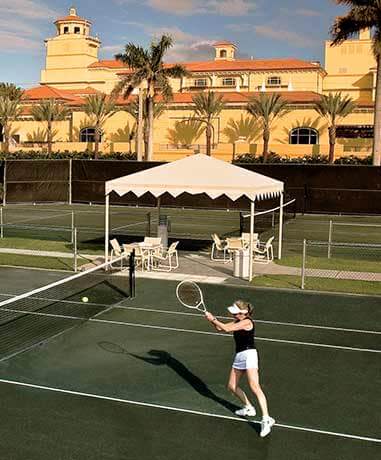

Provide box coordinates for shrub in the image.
[235,152,373,165]
[0,150,137,160]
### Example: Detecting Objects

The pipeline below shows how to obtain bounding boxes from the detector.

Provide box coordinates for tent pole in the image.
[278,192,284,260]
[156,197,161,236]
[105,193,110,265]
[249,200,255,281]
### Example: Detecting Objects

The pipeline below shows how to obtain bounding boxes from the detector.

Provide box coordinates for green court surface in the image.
[0,270,380,460]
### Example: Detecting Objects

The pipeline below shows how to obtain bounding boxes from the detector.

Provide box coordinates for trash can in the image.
[157,215,171,249]
[233,249,250,279]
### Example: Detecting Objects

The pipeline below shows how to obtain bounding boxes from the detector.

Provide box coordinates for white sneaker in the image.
[260,417,275,437]
[235,406,256,417]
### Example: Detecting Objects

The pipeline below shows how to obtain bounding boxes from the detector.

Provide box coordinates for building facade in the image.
[2,7,376,161]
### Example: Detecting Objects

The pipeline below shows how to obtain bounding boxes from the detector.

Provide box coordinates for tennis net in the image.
[0,253,135,361]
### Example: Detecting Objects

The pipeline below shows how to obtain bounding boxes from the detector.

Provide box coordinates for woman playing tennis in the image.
[205,300,275,437]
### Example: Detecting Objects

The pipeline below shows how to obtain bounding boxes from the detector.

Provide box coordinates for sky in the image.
[0,0,346,88]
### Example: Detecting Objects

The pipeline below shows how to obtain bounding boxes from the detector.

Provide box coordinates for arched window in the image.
[80,127,102,143]
[290,127,319,145]
[220,49,227,58]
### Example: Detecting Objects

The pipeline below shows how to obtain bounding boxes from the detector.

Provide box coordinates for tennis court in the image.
[0,265,380,460]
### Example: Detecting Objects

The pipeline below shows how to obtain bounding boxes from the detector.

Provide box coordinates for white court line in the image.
[0,378,379,444]
[90,318,381,354]
[6,211,72,226]
[116,305,381,336]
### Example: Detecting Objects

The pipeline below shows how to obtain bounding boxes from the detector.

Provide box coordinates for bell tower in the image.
[40,7,101,88]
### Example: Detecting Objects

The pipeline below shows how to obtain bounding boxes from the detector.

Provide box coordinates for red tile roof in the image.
[55,15,90,24]
[23,86,78,101]
[213,41,236,47]
[22,86,324,106]
[90,57,323,73]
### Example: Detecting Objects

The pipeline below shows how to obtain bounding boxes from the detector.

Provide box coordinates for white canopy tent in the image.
[105,154,284,280]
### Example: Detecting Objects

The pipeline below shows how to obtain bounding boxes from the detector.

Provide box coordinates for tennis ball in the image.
[82,297,89,303]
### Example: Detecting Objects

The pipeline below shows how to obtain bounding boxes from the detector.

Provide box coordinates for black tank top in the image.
[233,318,255,353]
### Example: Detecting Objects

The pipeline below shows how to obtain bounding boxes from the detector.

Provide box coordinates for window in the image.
[74,26,81,34]
[80,127,102,143]
[194,79,208,87]
[63,26,69,34]
[222,77,236,87]
[290,127,319,145]
[220,50,227,58]
[336,125,373,139]
[267,76,282,87]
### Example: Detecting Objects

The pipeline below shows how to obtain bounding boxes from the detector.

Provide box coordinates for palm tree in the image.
[83,93,118,159]
[31,99,70,156]
[114,34,188,161]
[0,83,24,101]
[331,1,381,165]
[0,97,23,153]
[315,92,356,163]
[247,93,289,162]
[124,99,166,157]
[191,91,226,156]
[167,119,205,148]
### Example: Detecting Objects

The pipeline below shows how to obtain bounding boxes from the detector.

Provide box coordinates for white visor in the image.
[227,304,248,315]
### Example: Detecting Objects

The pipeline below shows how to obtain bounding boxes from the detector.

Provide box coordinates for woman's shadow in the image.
[98,342,239,414]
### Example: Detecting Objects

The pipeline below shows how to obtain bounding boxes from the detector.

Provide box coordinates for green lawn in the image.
[253,274,381,296]
[0,253,88,271]
[276,254,381,273]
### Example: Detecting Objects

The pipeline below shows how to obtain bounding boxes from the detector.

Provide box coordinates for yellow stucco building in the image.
[2,7,376,161]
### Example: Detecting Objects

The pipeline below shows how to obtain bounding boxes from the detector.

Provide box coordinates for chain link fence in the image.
[301,240,381,289]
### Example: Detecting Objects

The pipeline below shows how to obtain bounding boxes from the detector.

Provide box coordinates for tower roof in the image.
[55,7,91,25]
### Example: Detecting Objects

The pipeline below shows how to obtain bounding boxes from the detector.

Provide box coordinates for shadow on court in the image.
[97,341,263,433]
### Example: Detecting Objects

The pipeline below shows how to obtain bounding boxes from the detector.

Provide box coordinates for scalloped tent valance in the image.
[105,154,284,202]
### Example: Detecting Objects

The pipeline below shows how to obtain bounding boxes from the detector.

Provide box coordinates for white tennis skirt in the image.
[232,349,258,370]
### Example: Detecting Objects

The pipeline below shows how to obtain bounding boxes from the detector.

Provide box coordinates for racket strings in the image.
[177,283,202,308]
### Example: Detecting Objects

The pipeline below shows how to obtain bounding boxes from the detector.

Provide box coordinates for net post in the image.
[2,160,7,207]
[301,239,306,290]
[0,207,3,239]
[129,249,136,298]
[73,227,78,272]
[328,220,333,259]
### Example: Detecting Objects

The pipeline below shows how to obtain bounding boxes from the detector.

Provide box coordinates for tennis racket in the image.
[176,280,208,314]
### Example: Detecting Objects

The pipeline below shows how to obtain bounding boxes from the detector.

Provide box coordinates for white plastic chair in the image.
[152,242,179,272]
[254,236,274,263]
[109,239,130,269]
[211,233,232,262]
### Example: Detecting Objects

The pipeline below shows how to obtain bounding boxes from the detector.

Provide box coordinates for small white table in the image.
[127,242,162,271]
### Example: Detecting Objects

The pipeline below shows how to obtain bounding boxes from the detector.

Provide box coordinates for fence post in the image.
[0,207,3,238]
[2,160,7,206]
[71,211,75,244]
[301,239,307,290]
[328,220,333,259]
[68,159,72,205]
[73,227,78,272]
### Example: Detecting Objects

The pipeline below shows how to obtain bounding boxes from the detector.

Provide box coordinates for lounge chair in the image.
[254,236,274,263]
[152,242,179,272]
[211,233,232,262]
